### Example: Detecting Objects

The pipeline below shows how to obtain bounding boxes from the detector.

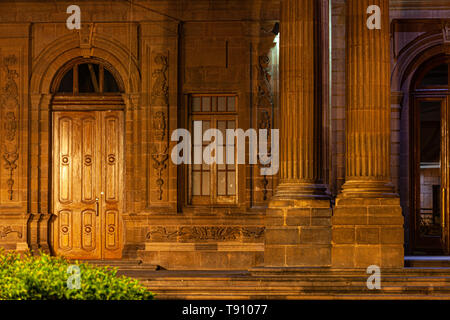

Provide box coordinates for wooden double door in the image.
[52,110,124,259]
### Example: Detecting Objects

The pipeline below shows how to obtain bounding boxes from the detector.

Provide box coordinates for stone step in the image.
[120,268,450,299]
[405,256,450,268]
[140,285,450,300]
[73,259,161,270]
[141,283,450,299]
[140,278,450,288]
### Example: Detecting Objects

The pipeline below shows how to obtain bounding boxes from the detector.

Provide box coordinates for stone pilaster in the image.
[332,0,404,268]
[264,0,331,267]
[27,93,51,254]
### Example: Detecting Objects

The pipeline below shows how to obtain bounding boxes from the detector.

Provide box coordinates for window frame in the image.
[187,93,240,207]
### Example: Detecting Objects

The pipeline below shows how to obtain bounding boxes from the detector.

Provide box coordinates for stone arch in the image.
[392,30,449,254]
[392,31,446,94]
[30,34,140,95]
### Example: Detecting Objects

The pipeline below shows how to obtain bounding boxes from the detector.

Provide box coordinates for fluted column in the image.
[274,0,327,199]
[332,0,403,268]
[264,0,331,268]
[340,0,395,197]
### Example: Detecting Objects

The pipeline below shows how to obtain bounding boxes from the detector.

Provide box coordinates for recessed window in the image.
[56,62,121,94]
[188,94,238,205]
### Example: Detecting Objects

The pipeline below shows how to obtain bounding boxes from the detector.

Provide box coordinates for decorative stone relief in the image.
[150,53,169,201]
[151,54,169,106]
[443,22,450,54]
[78,23,95,57]
[443,22,450,43]
[146,226,265,242]
[256,54,274,201]
[151,145,169,201]
[0,226,22,239]
[152,111,166,141]
[1,55,19,201]
[257,55,274,109]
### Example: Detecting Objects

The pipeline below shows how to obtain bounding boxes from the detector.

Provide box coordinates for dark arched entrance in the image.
[410,54,450,254]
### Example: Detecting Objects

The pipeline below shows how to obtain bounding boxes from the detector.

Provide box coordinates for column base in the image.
[332,196,404,268]
[339,180,398,198]
[272,182,330,200]
[27,213,51,255]
[264,196,332,267]
[16,242,29,252]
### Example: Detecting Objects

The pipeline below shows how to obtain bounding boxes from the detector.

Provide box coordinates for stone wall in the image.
[0,0,280,269]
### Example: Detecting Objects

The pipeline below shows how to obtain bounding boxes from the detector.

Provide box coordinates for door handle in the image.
[95,197,99,216]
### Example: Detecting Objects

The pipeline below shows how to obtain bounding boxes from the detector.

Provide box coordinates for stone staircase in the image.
[71,259,450,299]
[119,268,450,299]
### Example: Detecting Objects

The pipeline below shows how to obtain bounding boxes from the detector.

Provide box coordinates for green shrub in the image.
[0,250,154,300]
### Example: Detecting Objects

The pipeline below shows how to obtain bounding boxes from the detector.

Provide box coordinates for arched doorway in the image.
[50,58,125,259]
[411,54,450,254]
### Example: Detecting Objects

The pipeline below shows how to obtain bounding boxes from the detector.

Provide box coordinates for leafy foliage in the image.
[0,250,154,300]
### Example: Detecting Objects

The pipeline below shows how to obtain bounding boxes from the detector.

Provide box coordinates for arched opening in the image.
[52,57,124,95]
[50,57,125,260]
[410,54,450,254]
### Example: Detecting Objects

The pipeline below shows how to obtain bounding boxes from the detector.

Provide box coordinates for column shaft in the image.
[341,0,394,197]
[264,0,332,268]
[332,0,403,268]
[275,0,326,199]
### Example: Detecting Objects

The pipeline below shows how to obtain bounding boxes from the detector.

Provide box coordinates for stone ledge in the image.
[144,242,264,252]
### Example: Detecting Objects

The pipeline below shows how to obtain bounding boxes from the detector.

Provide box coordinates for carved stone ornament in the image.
[150,53,170,201]
[257,55,274,109]
[146,226,265,241]
[443,22,450,44]
[259,110,272,201]
[1,55,19,201]
[78,23,95,56]
[0,226,22,239]
[151,145,169,201]
[256,54,274,201]
[153,111,166,141]
[151,54,169,105]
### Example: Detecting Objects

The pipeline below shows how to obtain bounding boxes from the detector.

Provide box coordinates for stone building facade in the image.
[0,0,449,270]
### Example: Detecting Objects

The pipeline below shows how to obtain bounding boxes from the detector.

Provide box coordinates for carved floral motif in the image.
[150,53,170,201]
[146,226,265,241]
[0,226,22,239]
[151,54,169,105]
[151,145,169,201]
[256,54,274,201]
[257,55,273,109]
[153,111,166,141]
[1,55,19,201]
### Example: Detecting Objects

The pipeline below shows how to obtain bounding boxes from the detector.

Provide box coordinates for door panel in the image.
[101,111,123,258]
[81,117,96,202]
[52,111,123,259]
[81,209,96,251]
